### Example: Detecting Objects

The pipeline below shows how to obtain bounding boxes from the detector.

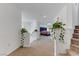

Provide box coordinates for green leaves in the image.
[21,28,27,34]
[52,22,65,29]
[20,28,27,48]
[52,21,65,41]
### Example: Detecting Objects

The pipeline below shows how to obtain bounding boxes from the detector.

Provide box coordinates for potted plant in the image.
[52,17,65,41]
[20,28,27,48]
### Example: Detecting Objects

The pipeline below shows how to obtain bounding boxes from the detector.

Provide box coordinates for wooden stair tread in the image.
[75,29,79,30]
[73,33,79,35]
[74,29,79,33]
[72,38,79,41]
[68,25,79,56]
[71,44,79,48]
[68,50,79,56]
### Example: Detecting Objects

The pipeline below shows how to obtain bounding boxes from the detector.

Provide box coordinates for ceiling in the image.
[16,3,66,20]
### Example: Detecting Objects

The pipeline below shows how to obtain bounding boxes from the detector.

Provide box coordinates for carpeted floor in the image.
[9,36,54,56]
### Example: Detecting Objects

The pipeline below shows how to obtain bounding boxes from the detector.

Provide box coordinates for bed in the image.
[40,27,50,36]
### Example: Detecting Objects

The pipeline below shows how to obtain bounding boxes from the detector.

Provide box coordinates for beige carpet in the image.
[9,36,54,56]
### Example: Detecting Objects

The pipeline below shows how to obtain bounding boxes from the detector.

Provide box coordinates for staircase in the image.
[67,26,79,56]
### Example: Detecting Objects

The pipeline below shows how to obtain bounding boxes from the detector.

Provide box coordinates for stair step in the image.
[73,33,79,39]
[75,26,79,29]
[72,38,79,41]
[68,26,79,56]
[71,44,79,48]
[73,33,79,35]
[67,49,79,56]
[71,44,79,53]
[74,29,79,33]
[71,38,79,45]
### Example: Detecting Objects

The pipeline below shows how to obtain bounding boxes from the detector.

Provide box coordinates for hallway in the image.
[9,36,54,56]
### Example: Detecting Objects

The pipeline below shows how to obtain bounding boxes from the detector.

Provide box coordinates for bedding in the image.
[40,27,50,36]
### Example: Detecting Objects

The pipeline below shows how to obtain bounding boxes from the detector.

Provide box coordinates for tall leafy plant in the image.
[21,28,27,48]
[52,19,65,41]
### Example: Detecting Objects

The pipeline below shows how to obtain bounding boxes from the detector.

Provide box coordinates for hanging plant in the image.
[52,18,65,41]
[20,28,27,48]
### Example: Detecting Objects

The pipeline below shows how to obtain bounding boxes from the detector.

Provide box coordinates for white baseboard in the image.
[5,46,20,56]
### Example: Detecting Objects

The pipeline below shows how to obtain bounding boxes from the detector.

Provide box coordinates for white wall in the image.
[72,4,78,26]
[39,17,54,28]
[0,4,21,55]
[77,4,79,24]
[22,11,38,33]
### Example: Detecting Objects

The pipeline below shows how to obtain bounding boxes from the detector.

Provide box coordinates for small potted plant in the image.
[52,17,65,41]
[20,28,27,48]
